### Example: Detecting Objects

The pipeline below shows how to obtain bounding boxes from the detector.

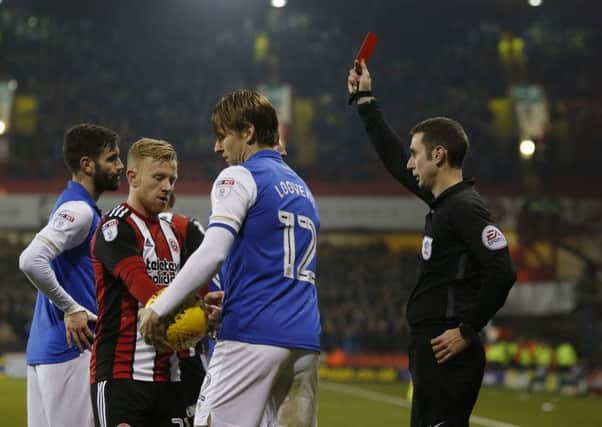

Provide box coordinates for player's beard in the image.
[93,167,121,192]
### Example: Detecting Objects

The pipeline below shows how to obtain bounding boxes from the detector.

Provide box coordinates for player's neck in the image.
[72,174,100,201]
[126,194,156,219]
[431,169,463,198]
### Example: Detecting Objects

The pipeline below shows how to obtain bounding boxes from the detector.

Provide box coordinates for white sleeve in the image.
[38,201,95,252]
[208,166,257,234]
[151,226,235,317]
[18,201,95,315]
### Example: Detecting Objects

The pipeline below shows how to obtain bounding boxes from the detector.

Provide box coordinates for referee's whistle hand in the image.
[431,328,469,364]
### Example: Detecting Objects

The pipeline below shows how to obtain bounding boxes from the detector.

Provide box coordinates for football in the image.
[146,287,207,351]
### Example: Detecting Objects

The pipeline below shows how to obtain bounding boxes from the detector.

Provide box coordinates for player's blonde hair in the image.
[127,138,177,168]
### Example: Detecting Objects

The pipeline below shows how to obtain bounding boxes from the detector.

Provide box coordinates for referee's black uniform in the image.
[358,101,516,427]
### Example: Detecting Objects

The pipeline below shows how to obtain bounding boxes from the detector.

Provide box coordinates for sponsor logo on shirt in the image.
[101,219,119,242]
[215,178,235,199]
[145,258,178,285]
[481,225,508,250]
[51,210,77,230]
[421,236,433,260]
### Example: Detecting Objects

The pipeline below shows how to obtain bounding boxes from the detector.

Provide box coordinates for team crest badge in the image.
[421,236,433,260]
[168,238,179,253]
[102,219,119,242]
[481,225,508,250]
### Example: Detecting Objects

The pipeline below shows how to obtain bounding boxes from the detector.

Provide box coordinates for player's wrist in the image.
[64,302,85,316]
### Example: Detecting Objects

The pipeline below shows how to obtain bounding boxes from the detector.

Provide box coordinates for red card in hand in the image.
[355,32,378,71]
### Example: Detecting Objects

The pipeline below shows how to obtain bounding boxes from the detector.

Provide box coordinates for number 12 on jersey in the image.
[278,210,317,284]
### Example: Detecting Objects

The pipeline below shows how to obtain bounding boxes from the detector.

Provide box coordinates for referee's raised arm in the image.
[348,61,428,202]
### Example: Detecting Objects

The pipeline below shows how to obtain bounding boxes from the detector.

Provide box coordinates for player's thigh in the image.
[27,365,50,427]
[92,379,158,427]
[35,353,94,427]
[276,350,319,427]
[195,340,289,427]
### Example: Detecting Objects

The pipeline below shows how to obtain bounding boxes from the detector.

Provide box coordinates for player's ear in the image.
[80,156,94,176]
[127,168,138,187]
[243,125,256,145]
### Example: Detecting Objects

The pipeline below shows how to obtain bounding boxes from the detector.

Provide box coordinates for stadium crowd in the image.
[0,1,600,188]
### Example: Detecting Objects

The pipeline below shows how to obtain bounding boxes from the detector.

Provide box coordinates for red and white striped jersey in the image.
[90,203,183,383]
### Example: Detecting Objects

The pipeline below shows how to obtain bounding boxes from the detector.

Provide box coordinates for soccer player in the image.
[348,61,517,427]
[90,138,188,426]
[160,193,207,425]
[18,124,122,427]
[139,90,321,427]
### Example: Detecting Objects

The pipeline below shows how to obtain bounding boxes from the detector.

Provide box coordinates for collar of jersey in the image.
[123,202,160,223]
[67,180,101,216]
[430,178,475,207]
[245,149,281,163]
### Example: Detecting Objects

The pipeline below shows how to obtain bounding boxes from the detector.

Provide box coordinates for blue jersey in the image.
[26,181,101,365]
[208,150,321,351]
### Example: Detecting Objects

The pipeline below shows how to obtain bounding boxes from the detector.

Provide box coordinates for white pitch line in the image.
[320,382,520,427]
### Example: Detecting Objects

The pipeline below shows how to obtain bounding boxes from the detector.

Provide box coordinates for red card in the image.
[355,32,378,65]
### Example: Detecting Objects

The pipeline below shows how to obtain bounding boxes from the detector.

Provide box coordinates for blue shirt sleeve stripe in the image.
[208,222,237,236]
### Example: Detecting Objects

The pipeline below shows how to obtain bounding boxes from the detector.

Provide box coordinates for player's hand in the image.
[347,60,372,95]
[64,309,95,352]
[204,291,224,334]
[138,307,173,353]
[431,328,470,364]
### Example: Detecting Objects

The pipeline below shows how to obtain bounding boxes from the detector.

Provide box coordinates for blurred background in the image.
[0,0,601,424]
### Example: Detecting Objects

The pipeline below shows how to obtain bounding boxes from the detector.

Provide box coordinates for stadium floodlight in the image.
[528,0,543,7]
[519,139,536,159]
[0,120,6,135]
[271,0,287,8]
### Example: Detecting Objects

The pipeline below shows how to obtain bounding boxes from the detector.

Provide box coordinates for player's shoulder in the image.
[97,204,135,242]
[53,200,95,221]
[104,203,133,222]
[215,165,254,183]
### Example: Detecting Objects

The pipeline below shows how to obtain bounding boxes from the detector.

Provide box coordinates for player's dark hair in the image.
[212,90,279,147]
[410,117,469,168]
[63,124,120,174]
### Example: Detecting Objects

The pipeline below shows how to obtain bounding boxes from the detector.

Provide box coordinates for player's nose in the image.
[214,140,223,153]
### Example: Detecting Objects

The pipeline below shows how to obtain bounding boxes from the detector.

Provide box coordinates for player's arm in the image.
[92,217,159,304]
[149,165,256,318]
[349,61,430,202]
[18,201,97,351]
[451,196,517,334]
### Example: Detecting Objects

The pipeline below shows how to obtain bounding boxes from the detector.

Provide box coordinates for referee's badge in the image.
[102,219,119,242]
[421,236,433,260]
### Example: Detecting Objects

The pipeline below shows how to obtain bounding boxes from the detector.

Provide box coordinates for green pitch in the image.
[1,376,601,426]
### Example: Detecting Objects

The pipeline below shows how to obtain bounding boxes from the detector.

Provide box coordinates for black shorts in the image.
[409,334,486,427]
[91,379,188,427]
[179,355,206,422]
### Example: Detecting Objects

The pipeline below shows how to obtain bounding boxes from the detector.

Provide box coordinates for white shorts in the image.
[27,351,94,427]
[194,340,319,427]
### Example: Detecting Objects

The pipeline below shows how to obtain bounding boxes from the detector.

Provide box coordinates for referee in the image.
[348,61,517,427]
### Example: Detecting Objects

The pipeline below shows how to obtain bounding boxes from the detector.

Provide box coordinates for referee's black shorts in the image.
[409,330,486,427]
[91,379,188,427]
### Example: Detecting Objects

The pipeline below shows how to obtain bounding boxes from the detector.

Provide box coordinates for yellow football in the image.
[146,287,207,351]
